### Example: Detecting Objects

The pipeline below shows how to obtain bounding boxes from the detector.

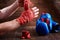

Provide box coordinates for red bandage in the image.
[16,0,34,25]
[21,30,31,39]
[24,0,33,10]
[16,9,34,25]
[16,11,28,25]
[16,16,27,25]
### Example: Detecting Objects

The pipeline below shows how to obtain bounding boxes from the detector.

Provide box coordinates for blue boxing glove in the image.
[52,21,60,32]
[36,19,49,35]
[36,13,52,35]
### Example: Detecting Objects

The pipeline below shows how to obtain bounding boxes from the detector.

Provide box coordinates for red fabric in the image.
[41,18,50,24]
[16,9,34,25]
[21,30,31,39]
[41,18,44,22]
[46,19,50,25]
[16,0,34,25]
[24,0,29,10]
[24,0,33,10]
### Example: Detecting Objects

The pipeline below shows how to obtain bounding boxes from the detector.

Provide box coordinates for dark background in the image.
[0,0,60,40]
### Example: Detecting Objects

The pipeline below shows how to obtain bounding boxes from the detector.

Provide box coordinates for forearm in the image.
[0,19,20,31]
[0,0,19,19]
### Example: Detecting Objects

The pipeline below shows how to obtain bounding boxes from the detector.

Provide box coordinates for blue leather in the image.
[36,20,49,35]
[36,13,60,35]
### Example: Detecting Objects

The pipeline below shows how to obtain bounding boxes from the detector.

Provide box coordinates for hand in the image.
[16,7,39,25]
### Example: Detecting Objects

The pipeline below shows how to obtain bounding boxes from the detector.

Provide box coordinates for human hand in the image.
[16,7,39,25]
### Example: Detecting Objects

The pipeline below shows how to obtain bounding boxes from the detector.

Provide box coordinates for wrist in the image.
[16,16,28,25]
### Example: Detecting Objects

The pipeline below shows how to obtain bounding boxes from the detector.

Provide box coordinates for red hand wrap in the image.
[16,16,27,25]
[24,0,32,10]
[21,30,31,39]
[16,9,34,25]
[16,0,34,25]
[16,12,28,25]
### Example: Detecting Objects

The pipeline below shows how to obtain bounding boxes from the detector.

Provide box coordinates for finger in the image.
[34,12,39,15]
[34,15,38,18]
[32,7,37,10]
[33,9,39,13]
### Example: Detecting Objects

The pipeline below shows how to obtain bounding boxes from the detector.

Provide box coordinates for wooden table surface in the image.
[0,26,60,40]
